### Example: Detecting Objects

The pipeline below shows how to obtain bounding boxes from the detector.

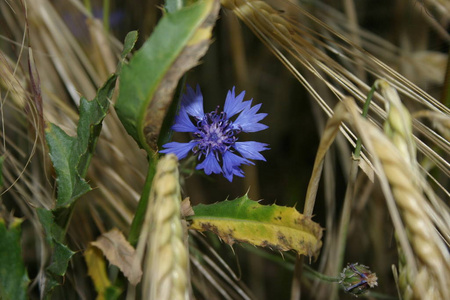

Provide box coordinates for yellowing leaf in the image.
[91,228,142,285]
[84,247,117,300]
[189,195,323,259]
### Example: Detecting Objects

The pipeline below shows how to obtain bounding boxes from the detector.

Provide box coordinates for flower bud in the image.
[339,263,378,296]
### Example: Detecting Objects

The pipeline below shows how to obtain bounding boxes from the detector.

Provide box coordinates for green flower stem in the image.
[240,243,295,270]
[303,264,340,283]
[128,155,157,246]
[102,0,110,32]
[242,245,396,299]
[241,244,338,282]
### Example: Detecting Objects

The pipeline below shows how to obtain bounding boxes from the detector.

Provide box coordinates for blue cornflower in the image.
[160,85,269,182]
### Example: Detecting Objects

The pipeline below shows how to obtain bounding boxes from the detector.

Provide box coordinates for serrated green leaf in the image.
[46,123,91,208]
[115,0,219,154]
[0,218,29,300]
[36,208,64,244]
[189,195,323,258]
[76,74,117,176]
[40,33,138,296]
[36,208,73,295]
[121,31,138,60]
[45,32,138,209]
[47,241,75,276]
[45,75,116,208]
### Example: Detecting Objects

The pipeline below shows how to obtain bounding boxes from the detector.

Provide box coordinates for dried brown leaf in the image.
[181,197,194,218]
[91,228,142,285]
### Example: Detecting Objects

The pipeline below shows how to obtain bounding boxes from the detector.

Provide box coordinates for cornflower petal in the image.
[160,141,197,160]
[223,166,245,182]
[182,84,204,119]
[222,151,253,182]
[233,103,268,132]
[224,87,251,118]
[161,85,269,181]
[172,107,197,132]
[196,152,222,175]
[234,141,269,161]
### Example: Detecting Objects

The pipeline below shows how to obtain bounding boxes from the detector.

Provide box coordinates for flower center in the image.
[193,107,241,158]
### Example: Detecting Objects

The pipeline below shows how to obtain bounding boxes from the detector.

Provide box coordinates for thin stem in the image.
[102,0,110,32]
[128,154,157,246]
[331,160,358,300]
[331,84,375,299]
[303,264,340,283]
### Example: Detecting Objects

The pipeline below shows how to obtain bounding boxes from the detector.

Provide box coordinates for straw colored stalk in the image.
[133,154,189,300]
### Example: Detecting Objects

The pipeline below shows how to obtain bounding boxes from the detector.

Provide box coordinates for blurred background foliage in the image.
[0,0,448,299]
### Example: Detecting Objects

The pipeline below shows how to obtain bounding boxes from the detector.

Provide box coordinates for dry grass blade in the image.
[221,0,449,187]
[1,0,448,298]
[303,102,349,217]
[1,1,147,295]
[190,231,255,300]
[6,0,146,219]
[190,254,234,300]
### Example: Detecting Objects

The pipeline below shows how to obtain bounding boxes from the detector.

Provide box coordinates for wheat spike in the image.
[338,97,449,300]
[302,93,449,299]
[137,154,189,300]
[372,81,449,300]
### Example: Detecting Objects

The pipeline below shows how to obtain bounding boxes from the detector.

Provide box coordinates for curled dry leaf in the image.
[91,228,142,285]
[181,197,194,218]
